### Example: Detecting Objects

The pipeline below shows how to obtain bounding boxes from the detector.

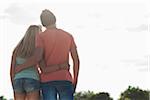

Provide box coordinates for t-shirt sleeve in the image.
[35,33,44,48]
[70,35,77,50]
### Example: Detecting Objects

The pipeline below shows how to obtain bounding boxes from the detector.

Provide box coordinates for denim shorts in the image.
[41,80,74,100]
[13,78,40,93]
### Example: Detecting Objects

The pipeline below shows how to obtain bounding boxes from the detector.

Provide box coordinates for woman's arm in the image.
[10,50,17,85]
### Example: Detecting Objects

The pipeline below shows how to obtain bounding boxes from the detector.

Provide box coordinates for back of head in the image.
[40,9,56,27]
[15,25,41,58]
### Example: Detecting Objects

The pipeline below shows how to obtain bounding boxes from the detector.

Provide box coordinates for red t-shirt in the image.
[35,28,76,82]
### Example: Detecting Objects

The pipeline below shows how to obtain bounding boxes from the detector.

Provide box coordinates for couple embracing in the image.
[10,9,80,100]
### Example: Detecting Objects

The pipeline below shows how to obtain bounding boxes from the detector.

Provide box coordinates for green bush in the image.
[118,86,150,100]
[0,96,7,100]
[74,91,113,100]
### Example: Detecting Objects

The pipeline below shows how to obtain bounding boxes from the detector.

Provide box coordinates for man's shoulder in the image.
[39,28,73,39]
[38,30,48,37]
[59,29,73,37]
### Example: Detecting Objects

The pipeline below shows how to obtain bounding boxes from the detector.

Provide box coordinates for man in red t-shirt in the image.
[15,9,80,100]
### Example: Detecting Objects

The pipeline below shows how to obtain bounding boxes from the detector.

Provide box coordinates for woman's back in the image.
[14,57,39,80]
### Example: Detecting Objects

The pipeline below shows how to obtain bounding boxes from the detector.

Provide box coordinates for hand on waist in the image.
[41,62,70,74]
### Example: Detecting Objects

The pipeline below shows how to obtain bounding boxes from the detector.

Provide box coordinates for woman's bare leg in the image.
[14,92,26,100]
[27,91,40,100]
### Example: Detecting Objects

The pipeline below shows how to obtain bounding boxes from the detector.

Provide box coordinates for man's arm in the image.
[15,48,44,73]
[70,47,80,92]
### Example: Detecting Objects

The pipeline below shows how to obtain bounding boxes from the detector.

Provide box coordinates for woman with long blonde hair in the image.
[10,25,41,100]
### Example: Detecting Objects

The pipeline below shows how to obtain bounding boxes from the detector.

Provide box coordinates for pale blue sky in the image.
[0,0,150,99]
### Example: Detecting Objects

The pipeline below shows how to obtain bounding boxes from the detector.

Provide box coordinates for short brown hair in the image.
[40,9,56,27]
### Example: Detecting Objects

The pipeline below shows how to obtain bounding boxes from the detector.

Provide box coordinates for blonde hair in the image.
[15,25,41,58]
[40,9,56,27]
